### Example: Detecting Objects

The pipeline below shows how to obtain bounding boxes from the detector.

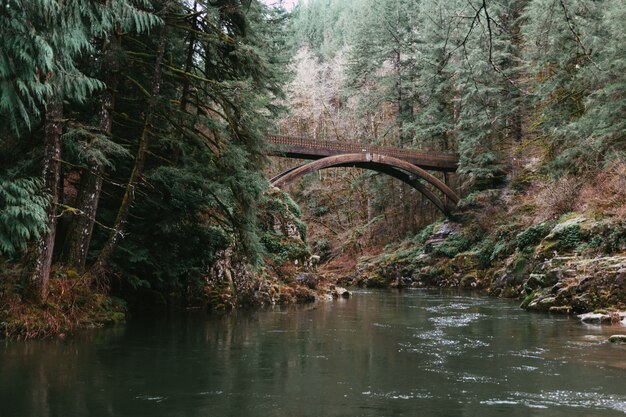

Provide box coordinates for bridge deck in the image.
[267,135,458,172]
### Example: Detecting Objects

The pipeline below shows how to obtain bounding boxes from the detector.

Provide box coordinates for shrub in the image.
[578,162,626,219]
[533,176,582,220]
[414,223,437,244]
[434,235,470,258]
[314,238,331,261]
[516,222,552,249]
[490,241,508,262]
[554,225,584,251]
[606,226,626,253]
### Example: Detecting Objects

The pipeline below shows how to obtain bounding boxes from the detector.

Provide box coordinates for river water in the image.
[2,289,626,416]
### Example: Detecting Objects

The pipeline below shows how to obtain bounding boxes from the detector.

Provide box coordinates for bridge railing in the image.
[267,135,458,164]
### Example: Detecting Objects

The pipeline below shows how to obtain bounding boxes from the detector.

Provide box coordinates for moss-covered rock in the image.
[348,202,626,317]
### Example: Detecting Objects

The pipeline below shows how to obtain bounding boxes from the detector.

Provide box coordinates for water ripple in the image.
[429,313,483,328]
[135,395,167,402]
[483,390,626,414]
[361,390,432,400]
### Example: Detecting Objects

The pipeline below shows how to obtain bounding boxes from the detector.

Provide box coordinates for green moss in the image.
[282,192,302,217]
[490,241,508,262]
[558,212,579,222]
[414,222,438,244]
[555,225,584,251]
[606,226,626,253]
[516,222,552,249]
[520,292,537,309]
[362,274,388,288]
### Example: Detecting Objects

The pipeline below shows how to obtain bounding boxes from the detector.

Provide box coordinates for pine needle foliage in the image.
[0,0,160,134]
[0,177,48,256]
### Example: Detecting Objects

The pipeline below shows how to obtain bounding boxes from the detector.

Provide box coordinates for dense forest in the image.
[278,0,625,262]
[0,0,313,337]
[1,0,625,338]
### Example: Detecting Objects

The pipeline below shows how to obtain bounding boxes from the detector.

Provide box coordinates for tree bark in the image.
[64,33,120,270]
[31,99,63,301]
[395,49,406,146]
[173,3,197,165]
[91,25,167,277]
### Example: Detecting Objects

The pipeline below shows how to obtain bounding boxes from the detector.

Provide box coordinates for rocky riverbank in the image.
[0,188,322,339]
[341,200,626,318]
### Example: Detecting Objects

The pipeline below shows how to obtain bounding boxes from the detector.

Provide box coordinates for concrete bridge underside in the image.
[270,152,459,216]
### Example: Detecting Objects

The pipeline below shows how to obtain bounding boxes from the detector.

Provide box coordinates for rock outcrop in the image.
[346,207,626,317]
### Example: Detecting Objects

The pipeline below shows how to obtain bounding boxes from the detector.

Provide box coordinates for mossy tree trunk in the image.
[173,3,197,165]
[64,33,121,270]
[91,25,167,277]
[31,98,63,301]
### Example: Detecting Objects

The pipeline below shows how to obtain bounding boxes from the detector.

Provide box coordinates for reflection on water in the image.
[2,290,626,416]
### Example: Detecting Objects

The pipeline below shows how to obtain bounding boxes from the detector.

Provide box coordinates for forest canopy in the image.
[0,0,288,304]
[0,0,624,326]
[274,0,625,253]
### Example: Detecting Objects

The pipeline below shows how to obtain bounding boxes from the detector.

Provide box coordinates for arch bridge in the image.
[266,135,460,216]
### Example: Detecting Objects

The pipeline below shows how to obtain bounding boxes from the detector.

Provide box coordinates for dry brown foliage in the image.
[522,162,626,221]
[0,266,124,340]
[530,176,583,221]
[576,162,626,219]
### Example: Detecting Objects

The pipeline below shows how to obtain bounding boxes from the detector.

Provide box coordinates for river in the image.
[2,289,626,416]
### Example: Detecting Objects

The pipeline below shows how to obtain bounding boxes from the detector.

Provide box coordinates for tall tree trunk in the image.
[91,25,167,277]
[504,0,525,143]
[173,3,197,165]
[395,49,406,146]
[31,99,63,301]
[64,33,120,270]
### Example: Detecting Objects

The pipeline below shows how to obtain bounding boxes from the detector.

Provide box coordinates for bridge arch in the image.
[271,153,459,216]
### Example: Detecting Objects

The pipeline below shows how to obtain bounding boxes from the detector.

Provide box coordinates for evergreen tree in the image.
[522,0,603,174]
[410,0,459,152]
[1,0,114,299]
[62,1,160,269]
[565,0,625,169]
[347,0,418,146]
[453,0,527,189]
[84,0,287,289]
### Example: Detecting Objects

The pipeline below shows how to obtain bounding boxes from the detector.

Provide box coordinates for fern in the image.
[0,178,48,256]
[0,0,160,134]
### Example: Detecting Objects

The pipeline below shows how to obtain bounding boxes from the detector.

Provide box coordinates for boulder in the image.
[460,274,477,289]
[527,295,557,311]
[329,285,351,299]
[549,306,572,315]
[608,335,626,344]
[543,269,562,287]
[336,287,351,299]
[571,293,597,312]
[296,273,319,289]
[539,296,557,308]
[579,312,613,324]
[424,222,461,253]
[525,274,546,292]
[545,215,586,240]
[576,276,594,293]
